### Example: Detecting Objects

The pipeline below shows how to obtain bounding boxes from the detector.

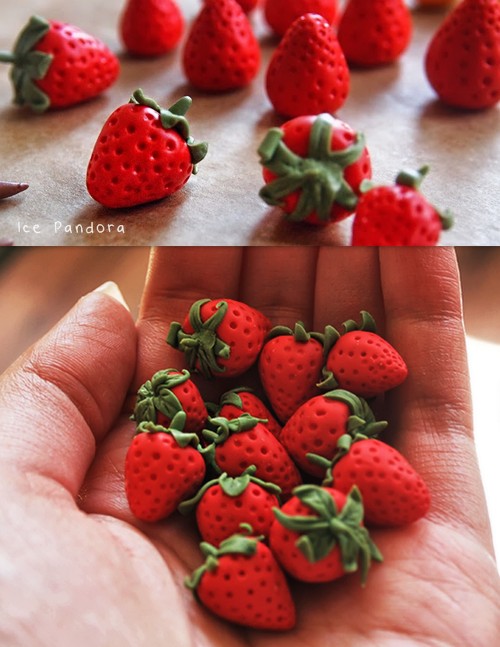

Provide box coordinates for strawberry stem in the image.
[274,485,382,584]
[135,412,201,448]
[178,466,281,515]
[130,89,208,171]
[0,15,53,113]
[258,113,365,222]
[167,299,231,378]
[185,533,261,591]
[132,368,190,424]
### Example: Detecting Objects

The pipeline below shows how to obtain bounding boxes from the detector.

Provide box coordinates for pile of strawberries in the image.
[125,298,431,631]
[1,0,499,243]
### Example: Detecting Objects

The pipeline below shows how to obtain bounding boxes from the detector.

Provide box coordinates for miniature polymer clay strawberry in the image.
[258,113,371,224]
[311,438,431,526]
[351,167,453,246]
[86,90,207,209]
[124,412,206,522]
[182,0,260,91]
[265,13,349,117]
[425,0,500,110]
[167,298,270,379]
[258,322,327,423]
[320,311,408,398]
[280,389,387,477]
[120,0,184,57]
[133,368,208,434]
[179,466,281,545]
[270,484,382,583]
[216,387,282,439]
[338,0,412,67]
[0,15,119,113]
[202,414,302,495]
[186,532,296,630]
[264,0,340,38]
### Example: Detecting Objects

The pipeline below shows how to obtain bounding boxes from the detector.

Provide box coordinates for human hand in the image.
[0,248,498,646]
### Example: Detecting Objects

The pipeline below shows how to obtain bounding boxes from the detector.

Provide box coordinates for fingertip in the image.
[89,281,131,312]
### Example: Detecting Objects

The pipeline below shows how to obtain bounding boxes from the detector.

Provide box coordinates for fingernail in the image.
[93,281,130,311]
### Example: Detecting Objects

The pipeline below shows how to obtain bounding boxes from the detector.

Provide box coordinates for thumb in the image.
[0,282,137,499]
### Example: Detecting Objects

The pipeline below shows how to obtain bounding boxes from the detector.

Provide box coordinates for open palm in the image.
[0,247,498,646]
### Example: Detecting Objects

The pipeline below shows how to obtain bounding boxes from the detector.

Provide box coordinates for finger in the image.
[135,247,244,389]
[238,247,319,328]
[313,247,385,332]
[0,283,136,500]
[379,248,492,548]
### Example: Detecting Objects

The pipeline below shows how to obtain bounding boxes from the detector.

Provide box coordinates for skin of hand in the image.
[0,247,499,647]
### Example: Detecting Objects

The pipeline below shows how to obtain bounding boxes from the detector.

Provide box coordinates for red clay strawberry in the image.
[264,0,340,38]
[338,0,412,67]
[312,438,431,526]
[258,113,371,225]
[182,0,260,92]
[265,13,349,117]
[351,166,453,246]
[0,15,119,113]
[202,414,302,495]
[186,532,296,630]
[133,368,208,434]
[86,89,207,209]
[280,389,387,477]
[167,298,271,379]
[270,484,382,583]
[425,0,500,110]
[320,311,408,398]
[120,0,184,57]
[216,387,282,439]
[179,466,281,545]
[258,322,328,423]
[124,412,206,522]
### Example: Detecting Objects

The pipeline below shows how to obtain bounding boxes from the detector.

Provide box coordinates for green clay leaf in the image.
[258,114,365,222]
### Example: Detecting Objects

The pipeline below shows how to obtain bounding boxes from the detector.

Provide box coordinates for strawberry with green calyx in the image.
[270,484,383,584]
[133,368,208,434]
[167,298,270,379]
[351,166,454,246]
[186,531,296,630]
[309,436,431,526]
[0,15,119,113]
[281,389,388,478]
[179,465,281,545]
[202,414,302,495]
[259,321,336,423]
[258,113,371,225]
[216,387,282,439]
[319,310,408,398]
[0,182,29,200]
[124,411,206,522]
[87,90,208,209]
